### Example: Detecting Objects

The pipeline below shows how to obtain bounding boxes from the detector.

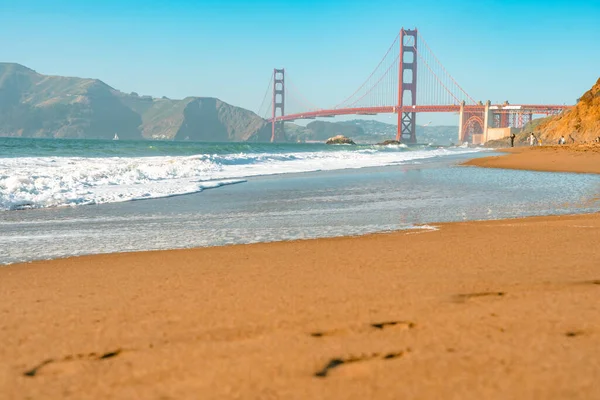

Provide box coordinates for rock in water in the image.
[377,140,401,145]
[325,135,356,145]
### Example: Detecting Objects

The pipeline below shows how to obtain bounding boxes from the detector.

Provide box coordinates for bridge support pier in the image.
[458,101,465,144]
[483,100,491,142]
[459,100,492,144]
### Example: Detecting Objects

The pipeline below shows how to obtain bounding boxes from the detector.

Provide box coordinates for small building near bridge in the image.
[485,127,519,142]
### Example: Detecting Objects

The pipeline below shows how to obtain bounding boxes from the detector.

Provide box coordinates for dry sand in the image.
[1,147,599,399]
[463,143,600,174]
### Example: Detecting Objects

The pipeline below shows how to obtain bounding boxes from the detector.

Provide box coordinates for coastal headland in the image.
[1,145,599,399]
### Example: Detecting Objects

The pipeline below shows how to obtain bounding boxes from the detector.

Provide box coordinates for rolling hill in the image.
[0,63,271,141]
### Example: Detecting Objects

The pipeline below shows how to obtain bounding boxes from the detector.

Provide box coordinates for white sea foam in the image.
[0,147,487,210]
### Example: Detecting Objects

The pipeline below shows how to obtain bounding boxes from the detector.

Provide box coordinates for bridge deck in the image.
[269,104,571,123]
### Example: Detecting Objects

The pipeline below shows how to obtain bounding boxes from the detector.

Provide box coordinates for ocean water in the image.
[0,138,487,211]
[1,137,599,265]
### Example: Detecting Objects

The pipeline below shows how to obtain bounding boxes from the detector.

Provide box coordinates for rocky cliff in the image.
[0,63,271,141]
[535,77,600,143]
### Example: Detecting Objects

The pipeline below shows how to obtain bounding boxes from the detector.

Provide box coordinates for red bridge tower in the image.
[396,28,418,143]
[271,68,285,142]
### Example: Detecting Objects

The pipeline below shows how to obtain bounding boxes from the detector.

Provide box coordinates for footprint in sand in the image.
[314,350,407,378]
[452,291,505,303]
[582,280,600,285]
[565,330,585,338]
[23,349,123,377]
[309,320,415,338]
[370,320,415,330]
[309,321,414,378]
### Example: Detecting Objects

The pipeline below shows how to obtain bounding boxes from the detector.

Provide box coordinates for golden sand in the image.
[463,143,600,174]
[1,146,599,399]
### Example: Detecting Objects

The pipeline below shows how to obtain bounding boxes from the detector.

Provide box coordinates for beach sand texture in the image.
[1,145,599,399]
[463,143,600,174]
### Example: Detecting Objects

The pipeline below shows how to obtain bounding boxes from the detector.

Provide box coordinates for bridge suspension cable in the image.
[285,72,321,113]
[257,71,274,119]
[258,28,570,144]
[333,33,400,109]
[344,54,400,108]
[258,28,480,121]
[414,34,477,105]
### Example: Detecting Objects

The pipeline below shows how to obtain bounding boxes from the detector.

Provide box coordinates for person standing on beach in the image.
[529,133,536,146]
[510,132,516,147]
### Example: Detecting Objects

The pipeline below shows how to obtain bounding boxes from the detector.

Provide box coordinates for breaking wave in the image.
[0,145,487,210]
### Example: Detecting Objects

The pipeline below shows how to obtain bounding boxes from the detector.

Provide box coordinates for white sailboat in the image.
[113,133,119,141]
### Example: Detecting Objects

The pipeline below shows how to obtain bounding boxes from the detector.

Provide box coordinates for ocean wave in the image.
[0,146,487,210]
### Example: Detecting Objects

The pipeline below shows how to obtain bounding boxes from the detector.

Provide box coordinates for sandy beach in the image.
[1,146,599,399]
[463,143,600,174]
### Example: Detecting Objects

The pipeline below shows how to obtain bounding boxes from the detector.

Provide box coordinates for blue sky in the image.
[1,0,599,125]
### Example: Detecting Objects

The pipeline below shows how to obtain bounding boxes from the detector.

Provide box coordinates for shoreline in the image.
[1,209,598,268]
[2,212,599,399]
[1,144,599,399]
[2,145,598,267]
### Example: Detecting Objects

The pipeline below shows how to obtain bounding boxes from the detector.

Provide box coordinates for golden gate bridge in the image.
[257,28,570,144]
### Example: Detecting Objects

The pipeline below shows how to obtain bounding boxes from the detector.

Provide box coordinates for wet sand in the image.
[1,147,600,399]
